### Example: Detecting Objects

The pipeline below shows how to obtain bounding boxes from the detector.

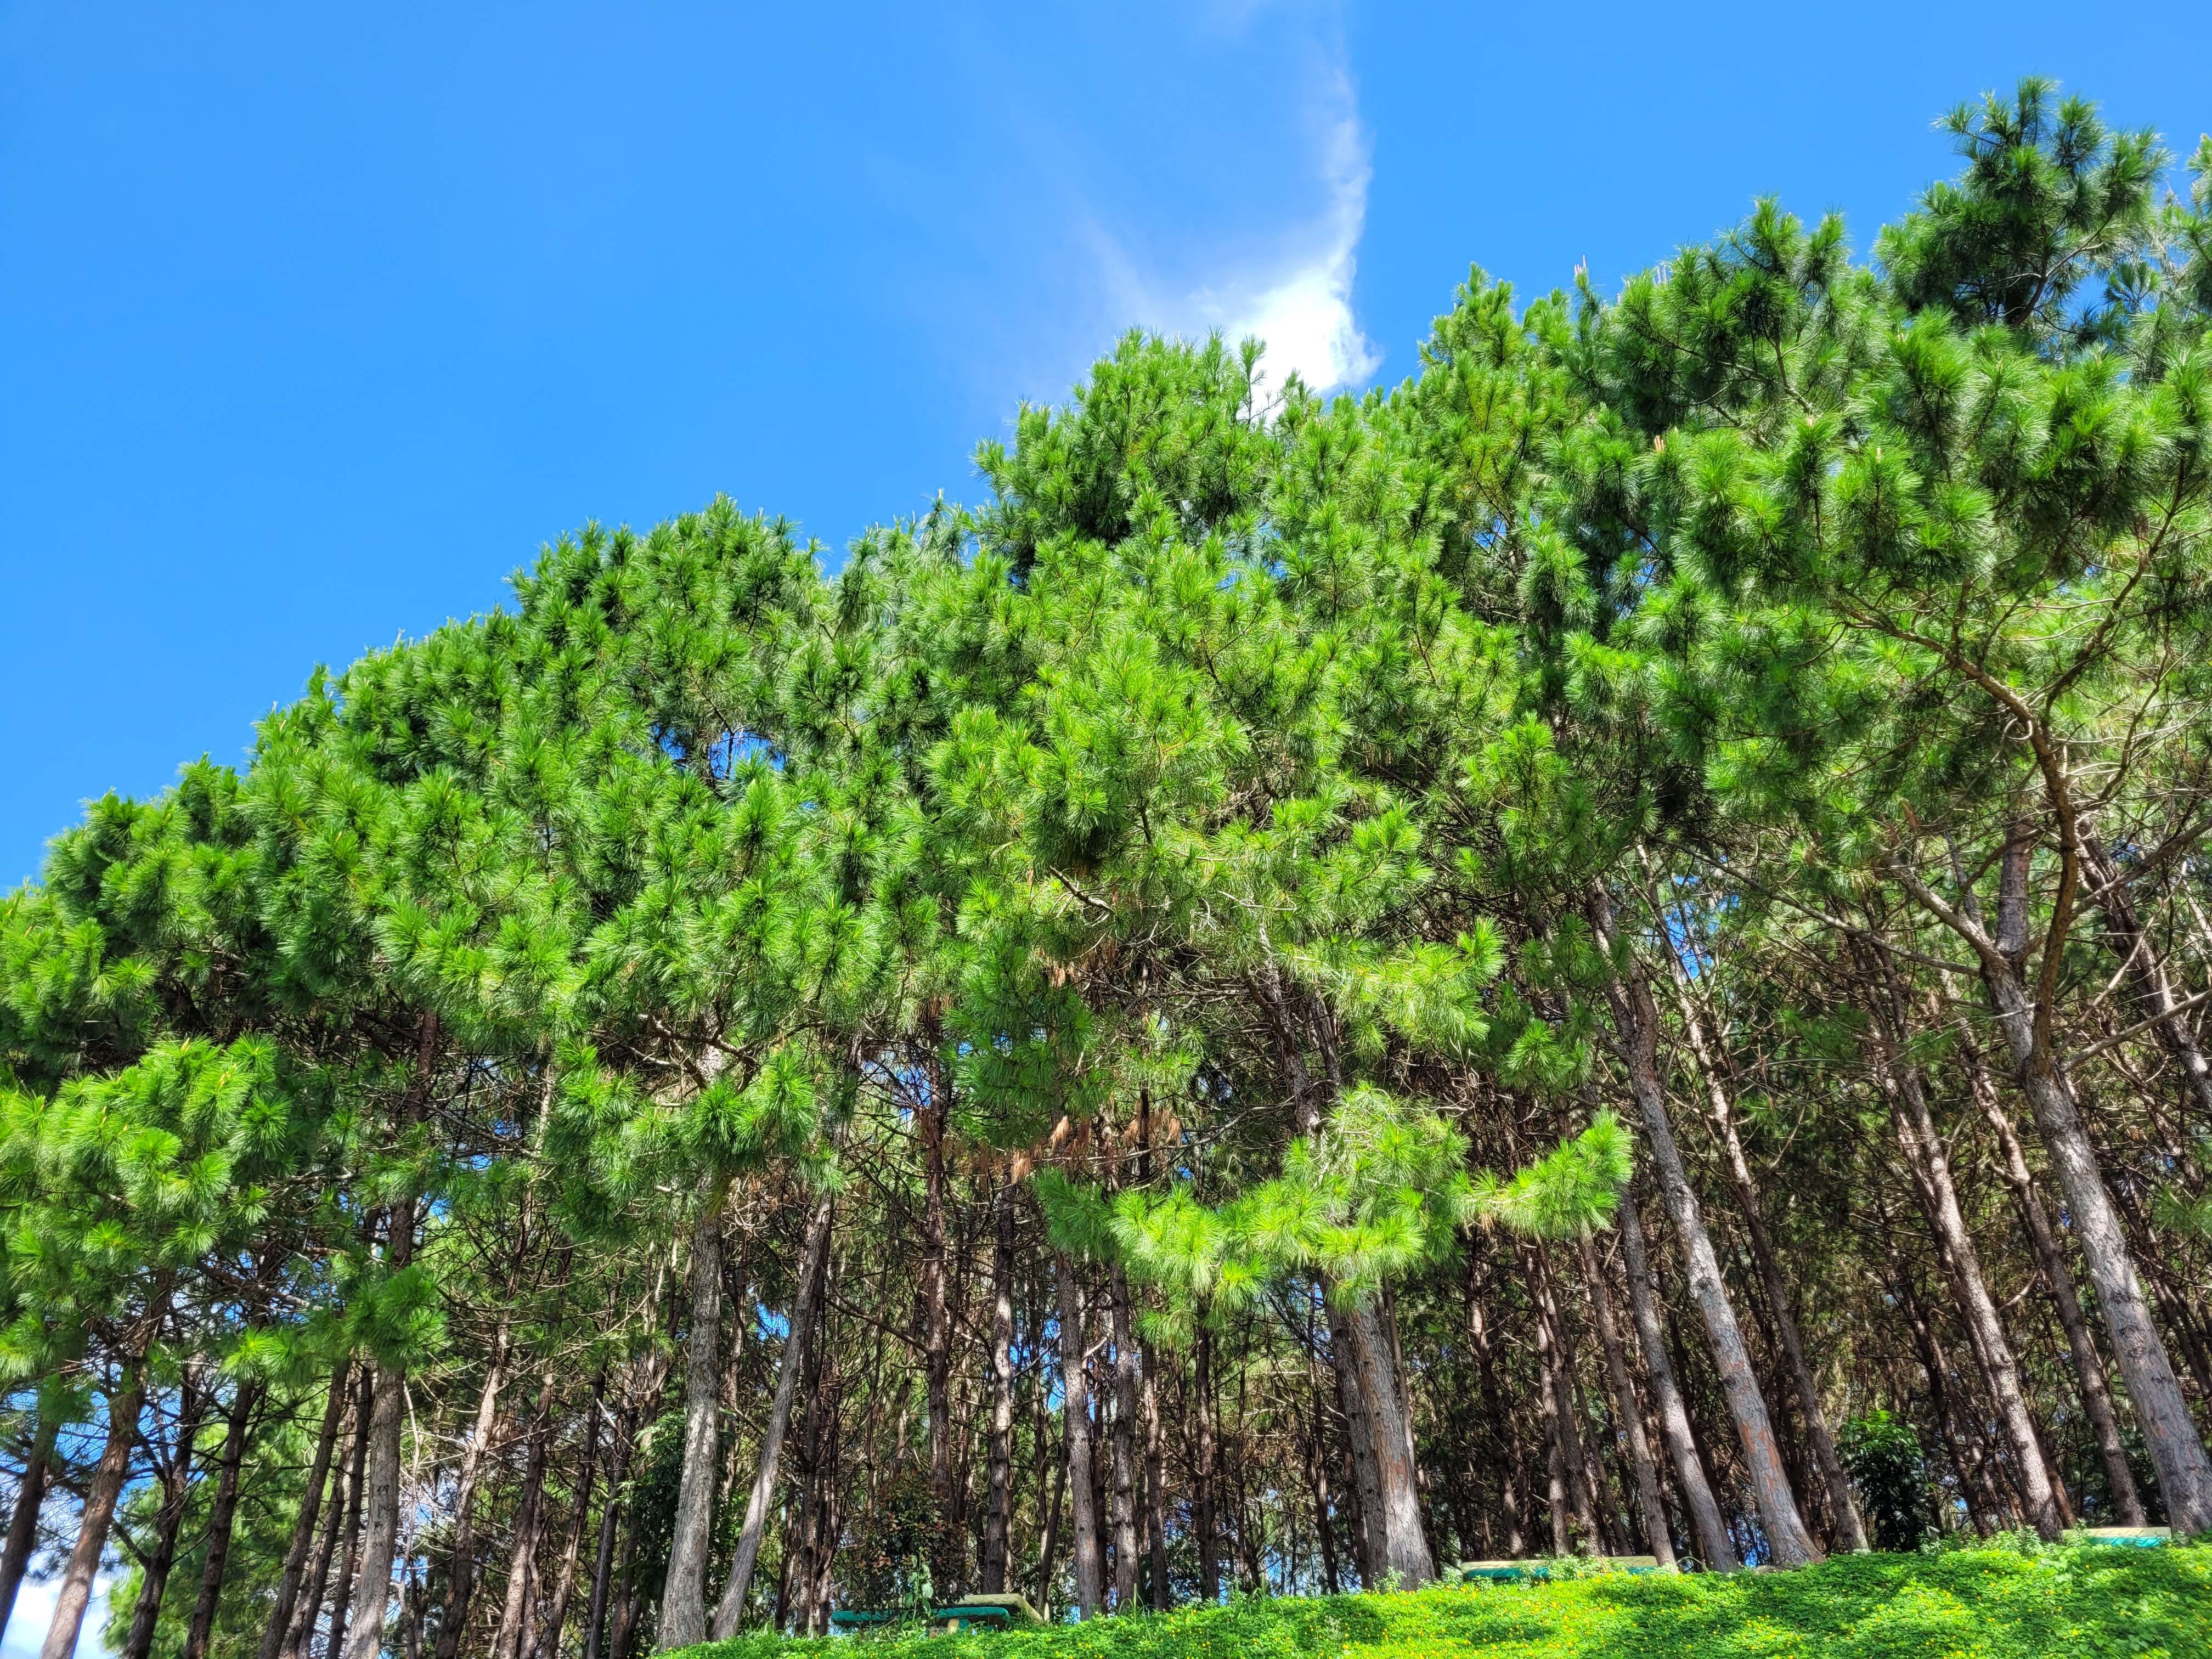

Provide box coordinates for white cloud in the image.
[1076,61,1380,399]
[2,1574,114,1659]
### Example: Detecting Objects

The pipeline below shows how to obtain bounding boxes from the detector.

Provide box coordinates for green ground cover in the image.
[681,1543,2211,1659]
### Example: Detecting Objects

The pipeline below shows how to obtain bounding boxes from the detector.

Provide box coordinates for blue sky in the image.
[2,1,2207,888]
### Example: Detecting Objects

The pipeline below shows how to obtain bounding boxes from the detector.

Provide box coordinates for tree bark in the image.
[2084,832,2212,1118]
[1107,1266,1139,1610]
[1193,1321,1221,1603]
[1054,1251,1102,1620]
[1141,1341,1169,1609]
[1578,1232,1677,1568]
[657,1171,731,1651]
[1854,944,2065,1539]
[1334,1296,1434,1586]
[259,1366,350,1659]
[432,1323,511,1659]
[709,1186,833,1639]
[980,1188,1016,1595]
[183,1379,264,1659]
[122,1377,208,1659]
[45,1319,161,1659]
[583,1400,635,1659]
[1323,1297,1385,1581]
[533,1379,596,1659]
[1895,858,2212,1534]
[295,1368,370,1659]
[492,1384,552,1659]
[1655,915,1867,1552]
[1617,1193,1736,1568]
[1589,885,1822,1566]
[340,1223,416,1659]
[0,1409,56,1643]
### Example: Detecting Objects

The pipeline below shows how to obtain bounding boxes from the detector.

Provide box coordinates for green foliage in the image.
[678,1544,2212,1659]
[1838,1409,1935,1552]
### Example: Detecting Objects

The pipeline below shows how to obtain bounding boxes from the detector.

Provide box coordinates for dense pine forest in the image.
[5,78,2212,1659]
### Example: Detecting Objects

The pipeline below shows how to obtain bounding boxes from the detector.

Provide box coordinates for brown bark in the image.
[1108,1267,1139,1609]
[45,1306,161,1659]
[0,1410,56,1641]
[260,1367,351,1659]
[294,1368,370,1659]
[1589,886,1822,1565]
[981,1188,1016,1594]
[709,1186,833,1638]
[1578,1232,1677,1568]
[491,1383,552,1659]
[121,1376,207,1659]
[1054,1251,1102,1619]
[657,1171,730,1651]
[1193,1321,1221,1602]
[1654,909,1868,1552]
[1895,854,2212,1534]
[1141,1343,1169,1609]
[432,1322,511,1659]
[183,1380,264,1659]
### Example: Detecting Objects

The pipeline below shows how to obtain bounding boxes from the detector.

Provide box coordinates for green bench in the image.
[1452,1555,1662,1584]
[828,1594,1043,1637]
[2070,1527,2171,1548]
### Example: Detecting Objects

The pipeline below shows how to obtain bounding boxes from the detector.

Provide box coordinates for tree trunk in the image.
[340,1217,416,1659]
[1464,1255,1527,1559]
[1334,1296,1434,1586]
[1617,1193,1735,1568]
[1951,1016,2145,1523]
[122,1379,208,1659]
[1193,1321,1220,1603]
[1054,1251,1102,1620]
[44,1340,155,1659]
[1855,948,2064,1539]
[532,1382,597,1659]
[1898,854,2212,1533]
[1141,1342,1169,1609]
[1589,886,1822,1566]
[1577,1232,1676,1568]
[296,1368,370,1659]
[980,1188,1016,1595]
[432,1324,512,1659]
[259,1365,351,1659]
[709,1186,833,1639]
[1108,1266,1139,1610]
[1323,1297,1385,1582]
[184,1380,264,1659]
[583,1401,636,1659]
[657,1171,730,1651]
[1656,922,1867,1552]
[2084,832,2212,1118]
[0,1409,56,1642]
[492,1385,552,1659]
[921,1068,953,1525]
[1531,1252,1598,1553]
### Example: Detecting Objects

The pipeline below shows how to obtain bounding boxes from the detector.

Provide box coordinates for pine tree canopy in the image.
[3,77,2211,1659]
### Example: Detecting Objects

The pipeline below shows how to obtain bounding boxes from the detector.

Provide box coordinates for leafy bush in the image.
[677,1542,2210,1658]
[1839,1408,1933,1551]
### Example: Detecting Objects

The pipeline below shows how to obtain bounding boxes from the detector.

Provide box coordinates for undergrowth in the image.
[681,1541,2211,1658]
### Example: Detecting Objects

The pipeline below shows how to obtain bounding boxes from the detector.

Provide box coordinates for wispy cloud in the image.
[1078,58,1380,397]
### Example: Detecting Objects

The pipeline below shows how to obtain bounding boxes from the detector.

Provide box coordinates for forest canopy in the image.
[4,76,2211,1659]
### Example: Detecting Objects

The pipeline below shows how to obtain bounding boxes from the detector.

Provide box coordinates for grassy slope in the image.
[684,1543,2211,1659]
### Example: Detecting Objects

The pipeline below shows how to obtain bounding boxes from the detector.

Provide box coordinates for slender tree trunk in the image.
[1533,1300,1572,1556]
[1655,917,1867,1552]
[1855,948,2064,1539]
[980,1188,1016,1595]
[1619,1173,1739,1568]
[1304,1390,1340,1594]
[45,1339,155,1659]
[1193,1322,1220,1603]
[324,1369,376,1659]
[584,1402,636,1659]
[340,1231,416,1659]
[492,1385,552,1659]
[1034,1428,1065,1618]
[1054,1252,1102,1620]
[1954,1025,2146,1525]
[532,1387,597,1659]
[1530,1253,1598,1553]
[0,1409,56,1642]
[1108,1266,1139,1610]
[657,1171,730,1651]
[1141,1342,1169,1609]
[921,1065,953,1524]
[295,1370,369,1659]
[184,1380,264,1659]
[433,1324,512,1659]
[1898,854,2212,1533]
[122,1380,208,1659]
[709,1187,833,1639]
[1577,1233,1675,1568]
[2084,832,2212,1117]
[1464,1256,1527,1558]
[1589,887,1822,1566]
[260,1366,350,1659]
